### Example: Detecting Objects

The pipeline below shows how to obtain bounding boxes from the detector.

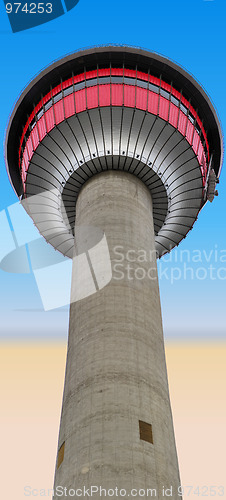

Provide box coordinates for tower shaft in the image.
[53,171,181,499]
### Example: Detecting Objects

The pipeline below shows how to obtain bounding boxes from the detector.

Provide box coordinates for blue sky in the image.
[0,0,225,340]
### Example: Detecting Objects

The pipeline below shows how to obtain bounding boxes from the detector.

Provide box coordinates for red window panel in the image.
[64,94,75,118]
[111,84,123,106]
[37,116,47,140]
[169,103,179,128]
[196,118,209,160]
[52,84,61,98]
[181,95,190,110]
[178,112,187,136]
[26,136,33,160]
[112,68,123,76]
[161,81,171,93]
[20,110,34,150]
[54,100,64,125]
[20,122,29,151]
[73,72,85,84]
[171,88,181,101]
[98,84,111,107]
[137,70,149,82]
[21,159,26,177]
[75,89,87,113]
[124,85,136,108]
[86,86,99,109]
[149,75,160,87]
[193,130,200,154]
[186,121,194,145]
[62,77,73,90]
[31,126,39,149]
[124,68,136,79]
[159,96,169,121]
[86,69,98,80]
[23,148,29,170]
[198,149,203,165]
[147,91,159,115]
[136,87,148,111]
[99,68,110,77]
[110,68,148,81]
[45,107,55,132]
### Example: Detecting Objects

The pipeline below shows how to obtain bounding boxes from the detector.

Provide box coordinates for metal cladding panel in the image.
[78,113,98,157]
[99,107,112,152]
[22,104,204,257]
[112,108,122,153]
[67,115,90,160]
[27,167,60,191]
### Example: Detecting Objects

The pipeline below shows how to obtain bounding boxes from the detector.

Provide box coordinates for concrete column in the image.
[53,171,181,499]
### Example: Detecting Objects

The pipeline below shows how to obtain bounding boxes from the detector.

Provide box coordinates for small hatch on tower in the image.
[139,420,153,444]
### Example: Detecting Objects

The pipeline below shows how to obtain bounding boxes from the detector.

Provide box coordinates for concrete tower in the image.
[5,46,223,499]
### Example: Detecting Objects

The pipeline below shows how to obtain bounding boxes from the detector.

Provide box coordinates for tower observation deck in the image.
[5,46,223,499]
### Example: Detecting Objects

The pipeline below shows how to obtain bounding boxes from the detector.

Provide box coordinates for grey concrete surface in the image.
[53,171,181,499]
